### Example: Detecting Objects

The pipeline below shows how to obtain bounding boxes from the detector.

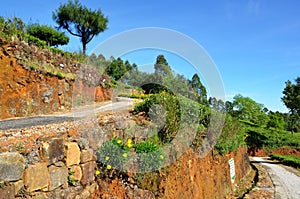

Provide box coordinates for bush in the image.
[270,154,300,168]
[134,92,207,144]
[27,23,69,46]
[215,114,245,154]
[135,141,166,172]
[97,137,130,171]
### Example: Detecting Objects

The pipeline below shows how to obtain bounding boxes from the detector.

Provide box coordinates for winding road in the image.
[252,156,300,199]
[0,97,135,130]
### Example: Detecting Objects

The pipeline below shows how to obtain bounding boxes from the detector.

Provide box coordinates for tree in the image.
[154,55,172,76]
[282,77,300,133]
[53,0,108,55]
[27,24,69,47]
[105,57,133,80]
[190,73,207,105]
[267,111,285,131]
[232,94,268,125]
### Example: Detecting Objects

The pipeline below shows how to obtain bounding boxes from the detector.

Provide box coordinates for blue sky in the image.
[1,0,300,112]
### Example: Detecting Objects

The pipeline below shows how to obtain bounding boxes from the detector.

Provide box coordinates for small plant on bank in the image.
[97,137,130,172]
[68,171,76,186]
[135,141,166,172]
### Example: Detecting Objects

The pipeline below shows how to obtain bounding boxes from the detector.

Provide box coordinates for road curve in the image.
[252,156,300,199]
[0,98,135,131]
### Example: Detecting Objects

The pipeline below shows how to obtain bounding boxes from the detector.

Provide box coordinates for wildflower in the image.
[123,153,127,158]
[107,165,112,170]
[126,139,133,147]
[95,170,101,175]
[105,156,110,161]
[160,155,164,160]
[117,139,122,144]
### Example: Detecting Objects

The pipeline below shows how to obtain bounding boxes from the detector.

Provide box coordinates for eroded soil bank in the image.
[90,147,251,199]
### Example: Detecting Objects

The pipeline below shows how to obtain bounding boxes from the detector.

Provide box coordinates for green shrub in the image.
[97,137,130,171]
[27,23,69,47]
[134,141,166,172]
[134,92,207,144]
[56,71,64,79]
[25,35,47,47]
[215,114,245,154]
[270,154,300,168]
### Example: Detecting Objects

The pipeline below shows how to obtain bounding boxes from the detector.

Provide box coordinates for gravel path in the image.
[0,98,134,131]
[252,156,300,199]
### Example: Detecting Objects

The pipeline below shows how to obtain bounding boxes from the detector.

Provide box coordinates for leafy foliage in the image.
[231,94,268,126]
[53,0,108,55]
[105,57,133,80]
[135,141,166,172]
[215,115,245,154]
[270,154,300,168]
[27,23,69,46]
[282,77,300,133]
[97,138,130,171]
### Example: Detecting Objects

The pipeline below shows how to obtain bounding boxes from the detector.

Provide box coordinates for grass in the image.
[269,154,300,168]
[24,60,76,80]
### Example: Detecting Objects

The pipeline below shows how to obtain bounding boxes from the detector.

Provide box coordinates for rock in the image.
[24,163,49,192]
[42,89,53,103]
[0,185,15,199]
[12,180,24,195]
[80,149,95,163]
[65,142,81,167]
[62,186,83,199]
[78,138,89,150]
[41,138,64,165]
[80,161,96,185]
[85,182,98,195]
[0,152,25,182]
[80,189,90,199]
[48,165,68,191]
[70,166,82,181]
[80,128,106,150]
[32,192,48,199]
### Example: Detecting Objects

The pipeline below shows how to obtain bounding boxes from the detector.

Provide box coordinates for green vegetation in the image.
[97,137,130,171]
[53,0,108,55]
[68,171,76,186]
[282,77,300,133]
[270,154,300,168]
[135,141,165,172]
[27,23,69,47]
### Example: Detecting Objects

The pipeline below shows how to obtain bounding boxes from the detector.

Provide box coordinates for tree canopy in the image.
[27,24,69,47]
[232,94,268,125]
[52,0,108,55]
[282,77,300,132]
[282,77,300,115]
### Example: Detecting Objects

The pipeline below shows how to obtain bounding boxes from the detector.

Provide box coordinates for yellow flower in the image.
[117,139,122,144]
[123,153,127,158]
[126,139,133,147]
[105,156,110,161]
[95,170,101,175]
[107,165,112,170]
[160,155,164,160]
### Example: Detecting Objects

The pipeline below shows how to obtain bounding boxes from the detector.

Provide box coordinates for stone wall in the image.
[0,138,99,199]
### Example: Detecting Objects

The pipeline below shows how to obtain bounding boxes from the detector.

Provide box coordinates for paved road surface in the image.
[252,156,300,199]
[0,98,134,130]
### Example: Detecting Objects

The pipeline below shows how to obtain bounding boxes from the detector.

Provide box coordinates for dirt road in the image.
[0,97,134,130]
[252,156,300,199]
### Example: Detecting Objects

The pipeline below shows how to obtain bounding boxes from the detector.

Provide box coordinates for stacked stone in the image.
[0,138,99,198]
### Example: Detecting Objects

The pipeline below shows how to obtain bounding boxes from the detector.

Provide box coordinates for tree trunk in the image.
[82,41,87,56]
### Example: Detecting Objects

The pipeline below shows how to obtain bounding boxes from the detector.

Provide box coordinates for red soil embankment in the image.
[0,40,112,119]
